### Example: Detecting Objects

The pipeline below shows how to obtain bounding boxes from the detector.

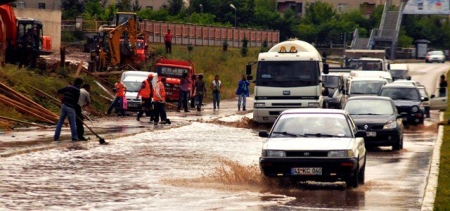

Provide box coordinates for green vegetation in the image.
[434,70,450,210]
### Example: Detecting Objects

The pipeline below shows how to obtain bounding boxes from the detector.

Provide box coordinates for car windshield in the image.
[350,81,386,95]
[350,60,383,71]
[380,87,420,101]
[322,75,340,88]
[271,113,351,138]
[123,81,142,92]
[344,99,394,115]
[256,61,320,87]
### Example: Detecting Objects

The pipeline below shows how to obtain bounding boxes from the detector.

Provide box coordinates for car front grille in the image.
[285,151,328,157]
[357,124,384,130]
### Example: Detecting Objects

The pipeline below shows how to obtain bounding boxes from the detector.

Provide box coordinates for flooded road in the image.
[0,115,439,210]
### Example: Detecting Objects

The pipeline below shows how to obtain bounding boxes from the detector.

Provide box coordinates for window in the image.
[16,1,26,8]
[337,3,348,14]
[38,3,45,9]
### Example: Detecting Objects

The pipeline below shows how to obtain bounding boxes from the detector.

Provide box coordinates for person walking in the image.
[193,75,206,111]
[106,76,126,116]
[177,72,191,112]
[164,29,173,54]
[439,75,448,97]
[54,78,83,142]
[236,74,250,111]
[153,77,170,125]
[76,84,91,141]
[210,74,222,111]
[136,74,154,121]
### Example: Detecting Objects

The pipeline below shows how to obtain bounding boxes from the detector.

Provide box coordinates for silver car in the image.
[258,109,367,188]
[425,51,446,63]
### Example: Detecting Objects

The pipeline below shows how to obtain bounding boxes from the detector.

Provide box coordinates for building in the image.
[277,0,403,16]
[15,0,172,11]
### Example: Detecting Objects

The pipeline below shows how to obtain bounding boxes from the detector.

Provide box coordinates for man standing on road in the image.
[136,74,154,122]
[439,75,448,97]
[210,74,222,111]
[54,78,83,142]
[177,72,191,112]
[76,84,91,141]
[164,29,173,54]
[107,76,126,116]
[236,74,250,111]
[194,75,206,111]
[153,77,170,125]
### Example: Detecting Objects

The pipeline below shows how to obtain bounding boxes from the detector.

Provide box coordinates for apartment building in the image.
[278,0,402,16]
[15,0,171,10]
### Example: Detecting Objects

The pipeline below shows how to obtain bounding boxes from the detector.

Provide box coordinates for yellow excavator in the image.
[89,12,144,71]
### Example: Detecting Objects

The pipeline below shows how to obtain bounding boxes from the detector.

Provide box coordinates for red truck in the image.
[154,57,200,106]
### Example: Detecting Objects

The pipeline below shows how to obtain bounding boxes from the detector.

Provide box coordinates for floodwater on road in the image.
[0,119,439,210]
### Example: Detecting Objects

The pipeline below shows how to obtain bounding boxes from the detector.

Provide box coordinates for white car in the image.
[258,109,367,188]
[425,51,446,63]
[392,79,420,87]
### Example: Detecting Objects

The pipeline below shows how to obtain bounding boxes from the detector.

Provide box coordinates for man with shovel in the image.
[54,78,83,142]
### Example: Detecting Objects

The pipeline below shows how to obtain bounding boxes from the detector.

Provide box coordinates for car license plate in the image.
[291,167,322,175]
[366,131,376,137]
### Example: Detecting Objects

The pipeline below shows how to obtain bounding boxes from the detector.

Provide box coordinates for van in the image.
[120,71,158,112]
[388,64,411,81]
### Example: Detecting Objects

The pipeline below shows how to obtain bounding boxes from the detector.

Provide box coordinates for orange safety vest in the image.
[140,80,152,98]
[115,82,126,97]
[153,81,166,102]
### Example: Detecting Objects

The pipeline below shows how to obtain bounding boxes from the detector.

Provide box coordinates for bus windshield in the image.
[256,61,320,87]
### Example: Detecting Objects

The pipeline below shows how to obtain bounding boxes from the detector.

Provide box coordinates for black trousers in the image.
[137,98,154,119]
[75,105,84,138]
[165,41,172,54]
[154,102,167,123]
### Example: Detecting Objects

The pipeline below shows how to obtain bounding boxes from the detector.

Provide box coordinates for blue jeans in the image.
[212,91,220,109]
[54,104,78,141]
[177,90,190,111]
[238,93,247,107]
[196,94,204,108]
[107,96,125,116]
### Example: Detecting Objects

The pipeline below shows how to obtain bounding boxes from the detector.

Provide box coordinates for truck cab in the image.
[249,39,329,123]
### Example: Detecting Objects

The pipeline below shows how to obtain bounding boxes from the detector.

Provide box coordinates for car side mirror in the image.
[323,63,329,74]
[259,130,269,138]
[431,94,435,98]
[407,76,412,80]
[246,64,252,75]
[355,130,367,138]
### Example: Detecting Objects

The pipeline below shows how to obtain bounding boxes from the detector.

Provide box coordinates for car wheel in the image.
[393,139,401,151]
[358,158,366,185]
[346,165,359,188]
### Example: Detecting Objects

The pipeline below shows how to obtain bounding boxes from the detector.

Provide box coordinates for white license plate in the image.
[366,131,376,137]
[291,167,322,175]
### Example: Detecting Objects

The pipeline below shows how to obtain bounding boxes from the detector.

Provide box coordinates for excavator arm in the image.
[107,17,137,66]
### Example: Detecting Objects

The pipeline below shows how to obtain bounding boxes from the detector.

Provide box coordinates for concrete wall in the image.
[14,8,61,52]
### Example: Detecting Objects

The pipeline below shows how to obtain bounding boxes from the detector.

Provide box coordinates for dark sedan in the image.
[343,96,404,151]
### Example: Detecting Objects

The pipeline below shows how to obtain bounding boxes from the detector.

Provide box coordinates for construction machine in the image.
[89,12,148,71]
[0,2,52,68]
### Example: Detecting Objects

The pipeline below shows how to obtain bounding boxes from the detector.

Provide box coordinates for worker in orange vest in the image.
[153,77,170,125]
[136,74,154,122]
[107,76,126,116]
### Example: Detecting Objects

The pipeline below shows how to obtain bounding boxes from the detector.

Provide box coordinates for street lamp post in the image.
[230,4,236,28]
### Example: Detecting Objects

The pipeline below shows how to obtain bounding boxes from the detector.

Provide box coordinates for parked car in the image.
[425,50,445,63]
[379,83,425,125]
[417,85,430,118]
[343,96,404,151]
[258,109,367,188]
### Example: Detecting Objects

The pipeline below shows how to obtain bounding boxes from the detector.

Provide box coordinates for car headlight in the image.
[328,150,354,157]
[308,102,320,108]
[383,121,397,129]
[254,102,265,108]
[411,106,419,113]
[265,150,286,157]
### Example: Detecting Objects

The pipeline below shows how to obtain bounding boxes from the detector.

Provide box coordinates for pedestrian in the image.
[210,74,222,110]
[177,72,191,112]
[439,75,448,97]
[193,75,206,111]
[164,29,173,54]
[153,77,171,125]
[236,74,250,111]
[76,84,91,141]
[106,76,126,116]
[54,78,83,142]
[136,74,154,121]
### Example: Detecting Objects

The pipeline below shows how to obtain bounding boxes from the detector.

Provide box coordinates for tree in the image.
[168,0,184,16]
[117,0,132,12]
[303,1,336,25]
[132,0,142,12]
[61,0,84,20]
